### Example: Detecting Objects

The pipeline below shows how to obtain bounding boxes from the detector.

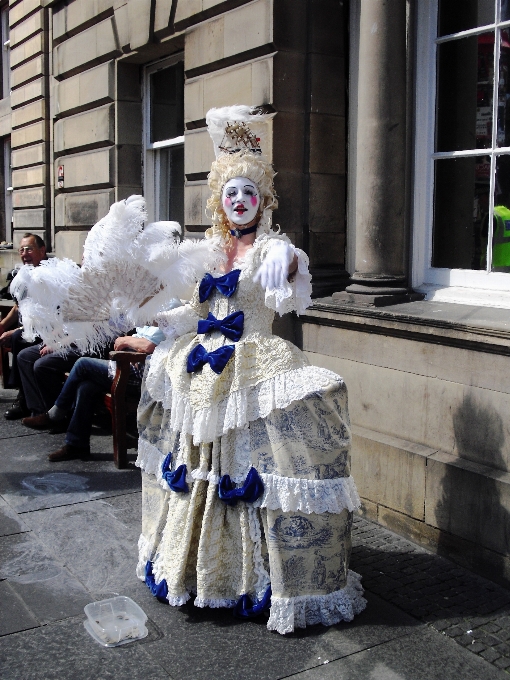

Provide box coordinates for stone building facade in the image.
[1,0,509,586]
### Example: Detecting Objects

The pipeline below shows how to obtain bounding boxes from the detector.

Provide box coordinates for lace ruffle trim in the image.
[267,571,367,635]
[144,365,344,444]
[136,438,359,515]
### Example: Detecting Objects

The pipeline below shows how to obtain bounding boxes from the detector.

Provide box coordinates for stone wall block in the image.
[223,0,271,59]
[310,54,344,115]
[184,129,215,175]
[273,51,306,114]
[128,0,153,50]
[112,1,130,51]
[425,451,510,556]
[186,16,224,71]
[12,164,45,188]
[12,142,45,168]
[13,207,46,231]
[154,0,173,34]
[309,231,345,267]
[10,0,43,28]
[117,145,142,187]
[12,186,46,208]
[54,103,114,153]
[53,0,116,41]
[309,173,346,232]
[116,101,142,145]
[54,18,120,80]
[10,54,45,89]
[54,147,114,189]
[184,78,204,123]
[309,113,345,174]
[11,76,44,109]
[351,425,433,520]
[11,98,45,129]
[54,62,114,117]
[175,0,202,25]
[273,0,307,51]
[54,189,114,227]
[10,7,43,48]
[273,172,303,234]
[251,58,273,107]
[10,31,46,69]
[202,63,253,112]
[272,111,304,172]
[11,119,46,148]
[310,0,343,56]
[184,183,204,225]
[54,230,89,263]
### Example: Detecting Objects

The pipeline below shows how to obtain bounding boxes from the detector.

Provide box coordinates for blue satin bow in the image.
[234,585,272,618]
[161,453,189,493]
[187,343,235,375]
[199,269,241,302]
[145,561,169,603]
[218,467,264,506]
[197,311,244,342]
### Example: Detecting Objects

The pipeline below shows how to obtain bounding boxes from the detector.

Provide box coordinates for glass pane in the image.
[490,155,510,270]
[502,0,510,22]
[158,145,184,227]
[438,0,494,37]
[436,32,494,152]
[497,30,510,145]
[150,61,184,143]
[432,156,489,269]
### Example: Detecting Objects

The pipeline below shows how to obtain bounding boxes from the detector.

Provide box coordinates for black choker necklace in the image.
[230,223,258,239]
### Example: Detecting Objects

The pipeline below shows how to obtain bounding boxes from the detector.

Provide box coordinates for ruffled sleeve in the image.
[259,236,312,316]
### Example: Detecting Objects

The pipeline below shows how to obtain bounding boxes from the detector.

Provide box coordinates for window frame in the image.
[142,53,184,224]
[412,0,510,307]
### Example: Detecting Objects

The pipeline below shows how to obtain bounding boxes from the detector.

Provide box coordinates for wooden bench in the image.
[105,350,147,469]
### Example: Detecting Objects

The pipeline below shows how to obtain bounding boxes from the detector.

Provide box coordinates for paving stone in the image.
[481,648,502,663]
[0,615,172,680]
[0,580,39,636]
[494,657,510,669]
[0,496,29,536]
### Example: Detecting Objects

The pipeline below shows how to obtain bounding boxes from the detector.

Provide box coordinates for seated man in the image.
[21,326,165,461]
[1,233,48,419]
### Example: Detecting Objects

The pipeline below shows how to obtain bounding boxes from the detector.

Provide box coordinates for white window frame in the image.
[413,0,510,307]
[143,54,184,224]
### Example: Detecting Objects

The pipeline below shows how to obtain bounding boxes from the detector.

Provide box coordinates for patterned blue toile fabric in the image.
[135,234,366,635]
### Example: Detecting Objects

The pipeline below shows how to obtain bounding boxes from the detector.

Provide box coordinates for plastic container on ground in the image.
[83,596,148,647]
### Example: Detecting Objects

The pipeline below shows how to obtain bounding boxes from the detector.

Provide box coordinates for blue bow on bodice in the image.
[161,453,189,493]
[197,311,244,342]
[187,343,235,375]
[218,467,264,506]
[199,269,241,302]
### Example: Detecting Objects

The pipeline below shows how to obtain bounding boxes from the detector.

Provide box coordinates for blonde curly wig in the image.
[205,150,278,243]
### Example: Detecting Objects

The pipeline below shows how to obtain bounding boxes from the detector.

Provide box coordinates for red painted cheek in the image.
[224,198,232,207]
[250,196,258,207]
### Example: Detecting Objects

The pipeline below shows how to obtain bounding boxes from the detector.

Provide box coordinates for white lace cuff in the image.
[263,246,312,316]
[267,571,367,634]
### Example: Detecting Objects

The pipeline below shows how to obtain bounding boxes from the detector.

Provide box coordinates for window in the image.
[143,56,184,226]
[413,0,510,306]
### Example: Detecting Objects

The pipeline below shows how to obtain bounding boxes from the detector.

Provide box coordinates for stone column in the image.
[336,0,415,305]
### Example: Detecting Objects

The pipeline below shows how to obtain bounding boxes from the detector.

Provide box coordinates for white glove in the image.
[253,241,295,290]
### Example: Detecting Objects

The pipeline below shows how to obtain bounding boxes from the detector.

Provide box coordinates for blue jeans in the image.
[56,357,112,448]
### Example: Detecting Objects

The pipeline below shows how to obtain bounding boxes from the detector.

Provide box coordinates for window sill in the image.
[301,297,510,356]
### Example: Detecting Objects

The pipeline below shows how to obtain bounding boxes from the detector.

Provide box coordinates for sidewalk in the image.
[0,385,509,680]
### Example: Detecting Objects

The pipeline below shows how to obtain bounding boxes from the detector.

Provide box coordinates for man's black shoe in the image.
[5,400,29,420]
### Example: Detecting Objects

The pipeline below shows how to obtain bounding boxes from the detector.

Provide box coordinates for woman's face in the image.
[221,177,261,226]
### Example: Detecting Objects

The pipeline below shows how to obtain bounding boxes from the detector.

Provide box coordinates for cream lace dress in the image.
[135,233,366,634]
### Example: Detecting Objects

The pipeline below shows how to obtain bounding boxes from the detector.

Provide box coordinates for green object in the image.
[492,205,510,267]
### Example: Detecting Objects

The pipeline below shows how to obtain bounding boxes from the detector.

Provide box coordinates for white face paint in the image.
[221,177,261,227]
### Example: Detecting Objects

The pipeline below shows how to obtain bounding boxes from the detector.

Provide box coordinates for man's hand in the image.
[114,336,156,354]
[0,329,16,347]
[39,345,53,356]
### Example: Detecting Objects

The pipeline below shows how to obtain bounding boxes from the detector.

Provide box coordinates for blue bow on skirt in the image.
[187,343,235,375]
[161,453,189,493]
[218,467,264,506]
[199,269,241,302]
[197,311,244,342]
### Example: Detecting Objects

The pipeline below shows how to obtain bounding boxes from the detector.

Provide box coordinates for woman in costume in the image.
[135,107,366,634]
